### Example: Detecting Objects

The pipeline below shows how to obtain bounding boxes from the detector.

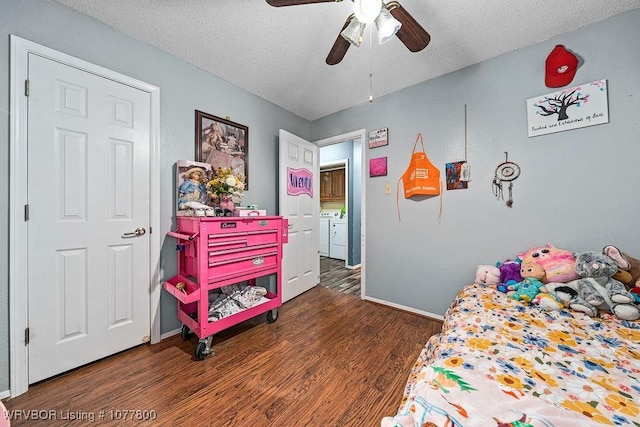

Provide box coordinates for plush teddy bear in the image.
[475,265,500,286]
[518,243,579,283]
[568,251,640,321]
[495,259,522,293]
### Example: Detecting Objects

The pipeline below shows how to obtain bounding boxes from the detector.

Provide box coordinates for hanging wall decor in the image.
[445,161,468,190]
[447,104,471,190]
[492,152,521,208]
[369,157,388,177]
[368,128,389,148]
[287,167,313,196]
[526,79,608,137]
[196,110,249,189]
[396,133,442,221]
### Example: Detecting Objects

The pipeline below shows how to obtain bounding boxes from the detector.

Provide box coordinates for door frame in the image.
[319,159,349,267]
[8,35,161,397]
[315,129,366,299]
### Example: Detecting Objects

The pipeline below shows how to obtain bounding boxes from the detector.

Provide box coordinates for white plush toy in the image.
[474,265,500,286]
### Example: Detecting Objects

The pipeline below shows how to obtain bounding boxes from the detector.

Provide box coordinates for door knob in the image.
[122,227,146,238]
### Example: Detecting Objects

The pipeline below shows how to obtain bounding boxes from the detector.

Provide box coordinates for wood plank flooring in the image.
[319,256,361,296]
[3,286,443,426]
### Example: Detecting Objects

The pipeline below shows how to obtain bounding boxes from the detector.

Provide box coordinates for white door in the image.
[278,130,320,302]
[27,53,151,383]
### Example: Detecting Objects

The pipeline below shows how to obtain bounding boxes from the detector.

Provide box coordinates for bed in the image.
[382,283,640,427]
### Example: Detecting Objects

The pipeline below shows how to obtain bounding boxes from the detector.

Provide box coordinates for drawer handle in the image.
[208,239,247,247]
[209,243,278,256]
[209,251,278,267]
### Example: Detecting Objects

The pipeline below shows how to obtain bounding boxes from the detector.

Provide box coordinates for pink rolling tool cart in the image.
[164,216,288,360]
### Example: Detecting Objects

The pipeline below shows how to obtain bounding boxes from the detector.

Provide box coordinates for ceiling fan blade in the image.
[266,0,342,6]
[326,15,354,65]
[386,1,431,52]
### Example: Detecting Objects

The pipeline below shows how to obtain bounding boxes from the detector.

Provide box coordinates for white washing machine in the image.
[320,209,341,258]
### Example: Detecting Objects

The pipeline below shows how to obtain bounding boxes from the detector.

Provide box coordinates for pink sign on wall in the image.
[287,167,313,196]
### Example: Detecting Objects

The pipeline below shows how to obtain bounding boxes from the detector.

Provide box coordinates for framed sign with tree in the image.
[195,110,248,189]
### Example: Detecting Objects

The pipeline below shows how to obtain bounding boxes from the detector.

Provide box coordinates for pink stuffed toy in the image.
[518,243,579,284]
[475,265,500,286]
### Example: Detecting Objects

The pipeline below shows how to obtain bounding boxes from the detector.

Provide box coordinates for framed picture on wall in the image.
[195,110,249,189]
[368,128,388,148]
[369,157,388,177]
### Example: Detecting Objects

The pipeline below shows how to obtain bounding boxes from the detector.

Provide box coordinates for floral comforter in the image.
[382,283,640,427]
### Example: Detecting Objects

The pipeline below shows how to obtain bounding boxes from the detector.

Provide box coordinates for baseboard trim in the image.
[346,263,361,270]
[0,390,10,400]
[161,328,180,341]
[363,296,444,321]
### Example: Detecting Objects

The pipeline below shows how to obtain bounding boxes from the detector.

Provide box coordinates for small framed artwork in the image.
[445,161,468,190]
[369,157,388,177]
[195,110,249,189]
[368,128,388,148]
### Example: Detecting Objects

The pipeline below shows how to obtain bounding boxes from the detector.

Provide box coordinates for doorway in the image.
[316,130,366,299]
[9,36,161,397]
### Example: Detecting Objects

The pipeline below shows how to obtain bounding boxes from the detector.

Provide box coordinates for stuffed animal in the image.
[519,260,546,281]
[533,292,564,311]
[475,265,500,286]
[545,282,579,305]
[495,259,522,293]
[518,243,579,283]
[508,278,547,303]
[603,245,640,290]
[568,251,640,321]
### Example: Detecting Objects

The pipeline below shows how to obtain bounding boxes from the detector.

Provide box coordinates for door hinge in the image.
[25,327,30,345]
[149,226,152,234]
[24,204,30,221]
[25,79,29,97]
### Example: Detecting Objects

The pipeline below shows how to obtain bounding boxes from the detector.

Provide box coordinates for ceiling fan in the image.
[266,0,431,65]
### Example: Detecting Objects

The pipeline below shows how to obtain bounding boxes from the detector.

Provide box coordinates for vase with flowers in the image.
[206,167,245,212]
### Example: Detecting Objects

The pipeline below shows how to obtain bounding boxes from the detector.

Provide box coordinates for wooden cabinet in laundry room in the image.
[320,168,345,202]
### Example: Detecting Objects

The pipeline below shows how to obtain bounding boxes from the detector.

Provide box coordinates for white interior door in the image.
[278,130,320,302]
[26,53,151,383]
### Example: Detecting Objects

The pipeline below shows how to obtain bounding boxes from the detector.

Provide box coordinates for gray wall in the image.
[0,0,310,393]
[312,9,640,317]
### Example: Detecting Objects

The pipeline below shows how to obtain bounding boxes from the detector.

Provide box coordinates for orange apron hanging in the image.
[397,133,443,221]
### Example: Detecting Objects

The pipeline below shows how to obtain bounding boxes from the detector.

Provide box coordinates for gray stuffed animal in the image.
[568,251,640,321]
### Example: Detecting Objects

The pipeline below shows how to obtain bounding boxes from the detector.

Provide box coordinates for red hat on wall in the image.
[545,45,578,88]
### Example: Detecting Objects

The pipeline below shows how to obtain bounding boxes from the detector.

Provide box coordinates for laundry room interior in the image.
[319,139,362,275]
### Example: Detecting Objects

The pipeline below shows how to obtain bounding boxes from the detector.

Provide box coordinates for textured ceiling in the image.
[54,0,640,121]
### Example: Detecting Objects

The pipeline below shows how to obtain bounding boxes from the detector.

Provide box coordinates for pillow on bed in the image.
[518,243,579,283]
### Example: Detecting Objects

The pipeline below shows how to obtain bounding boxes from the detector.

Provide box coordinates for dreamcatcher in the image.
[492,152,521,208]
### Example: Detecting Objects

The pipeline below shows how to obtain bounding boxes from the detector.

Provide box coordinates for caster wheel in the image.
[266,309,279,324]
[195,341,207,361]
[180,324,192,341]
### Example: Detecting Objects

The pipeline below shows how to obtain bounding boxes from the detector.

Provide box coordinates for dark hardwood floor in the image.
[319,256,361,296]
[3,286,443,426]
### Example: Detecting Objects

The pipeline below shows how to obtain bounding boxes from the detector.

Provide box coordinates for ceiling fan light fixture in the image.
[374,6,401,44]
[340,18,366,47]
[353,0,382,23]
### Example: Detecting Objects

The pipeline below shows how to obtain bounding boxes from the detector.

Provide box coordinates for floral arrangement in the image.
[206,167,245,204]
